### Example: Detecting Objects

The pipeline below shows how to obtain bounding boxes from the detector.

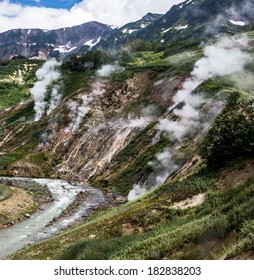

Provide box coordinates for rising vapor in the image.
[31,59,61,121]
[96,64,125,77]
[128,36,251,201]
[65,81,105,133]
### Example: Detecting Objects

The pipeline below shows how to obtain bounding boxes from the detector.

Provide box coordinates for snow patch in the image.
[162,28,171,33]
[83,37,101,49]
[175,24,188,30]
[129,29,137,34]
[53,42,77,54]
[54,46,77,53]
[110,25,119,29]
[229,19,246,26]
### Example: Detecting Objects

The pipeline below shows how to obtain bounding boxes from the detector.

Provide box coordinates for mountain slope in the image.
[95,13,162,50]
[137,0,254,43]
[97,0,254,49]
[0,21,113,60]
[1,28,254,260]
[1,0,254,261]
[0,0,254,60]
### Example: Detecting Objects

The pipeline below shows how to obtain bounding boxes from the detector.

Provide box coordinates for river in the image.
[0,177,107,259]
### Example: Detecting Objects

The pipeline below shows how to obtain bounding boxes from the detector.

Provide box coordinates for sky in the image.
[0,0,184,32]
[10,0,83,9]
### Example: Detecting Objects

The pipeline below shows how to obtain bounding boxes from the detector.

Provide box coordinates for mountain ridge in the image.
[1,0,254,60]
[0,21,113,60]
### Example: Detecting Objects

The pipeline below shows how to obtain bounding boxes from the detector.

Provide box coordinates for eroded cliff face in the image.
[0,58,229,197]
[0,71,161,182]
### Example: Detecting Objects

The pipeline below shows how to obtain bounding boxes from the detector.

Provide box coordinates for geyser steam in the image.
[128,36,251,201]
[97,64,124,77]
[65,81,105,133]
[157,36,250,139]
[31,59,61,121]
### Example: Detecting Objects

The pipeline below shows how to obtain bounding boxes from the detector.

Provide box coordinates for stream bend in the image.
[0,177,107,259]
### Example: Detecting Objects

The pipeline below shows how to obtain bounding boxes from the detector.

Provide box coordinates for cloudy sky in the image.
[0,0,184,32]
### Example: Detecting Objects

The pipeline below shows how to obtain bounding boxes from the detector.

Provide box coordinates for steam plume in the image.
[157,36,250,140]
[65,81,105,133]
[31,59,61,121]
[97,64,124,77]
[127,105,156,128]
[47,85,62,116]
[128,36,251,201]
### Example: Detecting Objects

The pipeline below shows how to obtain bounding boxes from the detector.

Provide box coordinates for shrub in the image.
[200,92,254,167]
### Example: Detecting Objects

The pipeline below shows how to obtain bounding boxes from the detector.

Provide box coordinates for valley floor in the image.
[6,157,254,260]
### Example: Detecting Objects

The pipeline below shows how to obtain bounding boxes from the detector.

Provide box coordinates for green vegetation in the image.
[194,77,234,97]
[123,39,161,53]
[61,50,110,73]
[109,136,171,195]
[127,51,164,67]
[2,101,34,128]
[0,59,42,108]
[11,161,254,260]
[59,236,139,260]
[61,72,91,98]
[200,92,254,167]
[111,69,134,82]
[0,185,13,202]
[2,29,254,261]
[0,82,29,108]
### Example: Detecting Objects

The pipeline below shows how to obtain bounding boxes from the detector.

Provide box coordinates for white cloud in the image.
[0,0,184,32]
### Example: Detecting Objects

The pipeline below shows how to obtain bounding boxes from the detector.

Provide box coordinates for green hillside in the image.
[0,29,252,260]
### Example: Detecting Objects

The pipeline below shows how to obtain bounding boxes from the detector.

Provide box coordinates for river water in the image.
[0,178,107,259]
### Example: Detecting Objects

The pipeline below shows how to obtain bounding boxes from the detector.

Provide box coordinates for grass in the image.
[0,59,42,108]
[0,82,29,109]
[126,49,202,78]
[10,167,217,259]
[0,186,37,227]
[10,158,254,260]
[1,101,35,128]
[0,184,13,202]
[61,72,91,99]
[59,235,139,260]
[128,51,165,67]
